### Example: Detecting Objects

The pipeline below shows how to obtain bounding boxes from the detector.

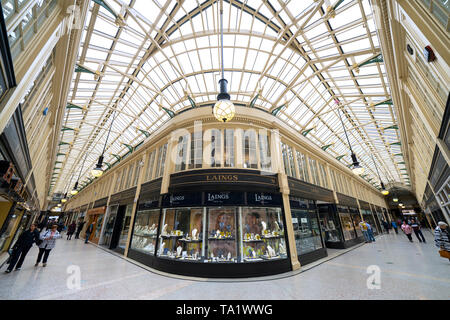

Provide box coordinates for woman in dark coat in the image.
[5,224,40,273]
[67,222,77,240]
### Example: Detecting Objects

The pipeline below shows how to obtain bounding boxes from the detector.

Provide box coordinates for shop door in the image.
[109,205,126,250]
[101,206,118,248]
[90,214,105,244]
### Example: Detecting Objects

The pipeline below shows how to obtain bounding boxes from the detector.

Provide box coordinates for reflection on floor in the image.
[0,228,449,300]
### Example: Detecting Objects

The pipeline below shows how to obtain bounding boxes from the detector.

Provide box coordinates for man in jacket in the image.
[75,220,85,239]
[411,218,426,243]
[5,224,40,273]
[85,222,94,244]
[434,221,450,262]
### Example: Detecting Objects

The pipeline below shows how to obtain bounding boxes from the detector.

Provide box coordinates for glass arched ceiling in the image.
[51,0,410,195]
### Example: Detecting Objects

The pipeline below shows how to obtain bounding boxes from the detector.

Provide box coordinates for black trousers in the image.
[75,230,81,239]
[393,227,398,234]
[36,248,52,264]
[67,233,74,240]
[7,245,32,271]
[413,229,426,242]
[406,233,413,242]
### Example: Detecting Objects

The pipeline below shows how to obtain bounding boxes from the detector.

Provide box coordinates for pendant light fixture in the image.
[71,153,88,196]
[213,0,235,123]
[91,111,117,178]
[370,153,389,195]
[335,99,364,175]
[393,195,399,202]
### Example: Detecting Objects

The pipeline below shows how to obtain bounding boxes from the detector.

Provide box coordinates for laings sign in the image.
[206,175,239,182]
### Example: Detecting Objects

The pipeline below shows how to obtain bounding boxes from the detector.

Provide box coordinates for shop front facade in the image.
[66,107,389,278]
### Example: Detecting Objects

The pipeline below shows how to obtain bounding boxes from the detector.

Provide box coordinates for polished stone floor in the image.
[0,229,449,300]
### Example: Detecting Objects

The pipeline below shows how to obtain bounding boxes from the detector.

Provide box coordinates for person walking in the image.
[5,224,40,273]
[366,222,376,242]
[85,222,94,244]
[66,222,76,240]
[401,221,413,242]
[359,220,371,243]
[75,220,85,239]
[391,221,399,234]
[35,225,61,267]
[411,218,426,243]
[382,220,390,234]
[434,221,450,262]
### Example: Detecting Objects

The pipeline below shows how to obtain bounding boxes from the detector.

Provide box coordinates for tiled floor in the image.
[0,229,449,300]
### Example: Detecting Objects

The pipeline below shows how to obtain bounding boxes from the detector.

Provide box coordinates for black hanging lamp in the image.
[370,153,389,195]
[213,0,235,123]
[335,99,364,175]
[91,111,116,178]
[71,153,88,195]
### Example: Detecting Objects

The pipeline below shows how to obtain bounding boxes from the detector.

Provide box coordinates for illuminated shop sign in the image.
[247,192,281,206]
[162,192,201,207]
[205,192,244,205]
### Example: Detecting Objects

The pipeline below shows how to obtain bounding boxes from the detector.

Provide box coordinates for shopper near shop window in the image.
[410,218,426,243]
[5,224,40,273]
[75,220,85,239]
[66,222,76,240]
[401,221,413,242]
[35,225,61,267]
[434,222,450,262]
[359,221,370,243]
[391,221,399,234]
[365,222,376,242]
[85,222,94,244]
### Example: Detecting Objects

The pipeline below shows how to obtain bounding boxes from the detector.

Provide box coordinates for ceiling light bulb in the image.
[71,189,78,196]
[91,167,103,178]
[352,164,364,175]
[213,100,235,123]
[381,189,389,196]
[393,198,399,202]
[61,199,67,203]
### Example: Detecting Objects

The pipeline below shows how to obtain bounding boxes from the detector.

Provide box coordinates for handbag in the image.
[439,250,450,259]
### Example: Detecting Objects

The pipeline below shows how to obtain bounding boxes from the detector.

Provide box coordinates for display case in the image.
[207,207,237,262]
[131,208,160,255]
[118,205,133,249]
[101,205,118,248]
[291,208,323,255]
[158,207,204,261]
[337,206,357,241]
[318,205,342,244]
[241,207,287,262]
[349,207,363,237]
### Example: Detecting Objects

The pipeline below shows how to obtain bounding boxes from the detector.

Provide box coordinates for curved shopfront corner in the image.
[126,169,292,278]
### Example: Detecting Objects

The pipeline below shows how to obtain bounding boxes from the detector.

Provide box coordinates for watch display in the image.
[130,209,160,254]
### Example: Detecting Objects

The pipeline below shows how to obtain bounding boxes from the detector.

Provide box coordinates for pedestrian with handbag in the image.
[434,221,450,262]
[4,224,40,273]
[401,221,413,242]
[35,224,61,267]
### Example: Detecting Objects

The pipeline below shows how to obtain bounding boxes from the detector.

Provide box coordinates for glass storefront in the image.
[338,206,357,241]
[318,205,342,243]
[146,205,288,263]
[101,205,118,247]
[131,208,160,255]
[118,205,133,249]
[291,208,323,255]
[349,207,363,237]
[362,209,378,235]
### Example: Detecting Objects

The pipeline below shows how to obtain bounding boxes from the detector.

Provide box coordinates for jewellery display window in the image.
[337,206,356,241]
[158,208,204,261]
[318,206,342,243]
[118,205,133,249]
[241,207,287,262]
[362,210,378,235]
[131,209,160,255]
[291,209,323,255]
[101,206,118,247]
[207,207,237,263]
[349,209,363,237]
